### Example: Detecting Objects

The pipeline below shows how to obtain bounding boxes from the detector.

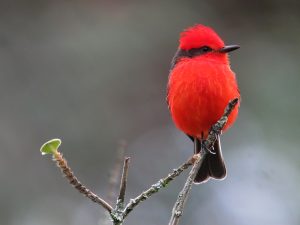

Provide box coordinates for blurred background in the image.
[0,0,299,225]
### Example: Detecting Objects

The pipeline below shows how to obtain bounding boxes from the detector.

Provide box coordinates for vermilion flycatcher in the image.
[167,24,240,183]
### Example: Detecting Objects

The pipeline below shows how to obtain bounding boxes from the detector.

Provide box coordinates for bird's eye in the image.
[186,46,212,58]
[202,46,211,52]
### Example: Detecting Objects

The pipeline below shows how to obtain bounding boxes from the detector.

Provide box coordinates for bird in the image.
[167,24,240,183]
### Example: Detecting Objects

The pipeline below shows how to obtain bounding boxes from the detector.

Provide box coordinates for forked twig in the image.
[121,154,199,219]
[42,98,239,225]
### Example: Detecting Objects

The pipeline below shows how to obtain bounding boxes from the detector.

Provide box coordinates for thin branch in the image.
[53,151,113,213]
[111,157,131,225]
[204,98,239,149]
[117,157,130,208]
[121,154,199,219]
[168,152,206,225]
[107,140,126,204]
[168,98,239,225]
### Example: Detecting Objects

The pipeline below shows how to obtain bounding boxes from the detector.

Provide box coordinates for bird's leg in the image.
[194,137,201,154]
[203,143,216,155]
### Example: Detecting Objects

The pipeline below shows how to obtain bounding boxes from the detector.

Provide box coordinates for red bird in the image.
[167,24,240,183]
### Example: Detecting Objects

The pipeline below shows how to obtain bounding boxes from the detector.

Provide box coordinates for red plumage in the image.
[179,25,224,50]
[167,24,240,183]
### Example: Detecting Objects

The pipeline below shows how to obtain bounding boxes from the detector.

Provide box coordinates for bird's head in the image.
[172,24,239,67]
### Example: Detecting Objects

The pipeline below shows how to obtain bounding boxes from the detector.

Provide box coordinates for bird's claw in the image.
[202,143,216,155]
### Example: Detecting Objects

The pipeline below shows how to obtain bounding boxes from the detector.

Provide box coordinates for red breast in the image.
[168,58,239,138]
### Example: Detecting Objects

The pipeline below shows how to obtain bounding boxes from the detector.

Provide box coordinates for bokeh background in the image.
[1,0,299,225]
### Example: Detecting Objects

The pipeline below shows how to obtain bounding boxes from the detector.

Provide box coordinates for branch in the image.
[117,157,130,208]
[204,98,239,149]
[107,140,126,204]
[121,154,199,219]
[52,151,113,213]
[168,98,239,225]
[168,153,205,225]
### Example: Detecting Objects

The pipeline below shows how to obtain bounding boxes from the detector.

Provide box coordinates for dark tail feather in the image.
[208,136,226,179]
[194,154,210,183]
[193,135,226,184]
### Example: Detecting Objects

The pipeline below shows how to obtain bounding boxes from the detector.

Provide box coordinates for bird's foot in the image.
[202,142,216,155]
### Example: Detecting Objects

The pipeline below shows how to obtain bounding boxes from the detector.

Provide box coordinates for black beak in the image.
[219,45,240,53]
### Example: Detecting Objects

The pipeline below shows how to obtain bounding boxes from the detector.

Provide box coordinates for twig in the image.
[204,98,239,149]
[111,157,131,225]
[121,154,199,219]
[107,140,126,204]
[53,151,113,213]
[117,157,130,208]
[168,98,239,225]
[168,153,206,225]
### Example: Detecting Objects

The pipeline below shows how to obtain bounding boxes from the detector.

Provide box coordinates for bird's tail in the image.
[194,135,227,184]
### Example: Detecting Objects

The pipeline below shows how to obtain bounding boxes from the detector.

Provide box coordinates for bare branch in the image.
[121,154,199,219]
[204,98,239,149]
[168,98,239,225]
[53,151,113,213]
[168,153,206,225]
[117,157,130,208]
[107,140,126,204]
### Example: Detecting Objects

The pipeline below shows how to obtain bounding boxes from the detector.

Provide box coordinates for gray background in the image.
[0,0,299,225]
